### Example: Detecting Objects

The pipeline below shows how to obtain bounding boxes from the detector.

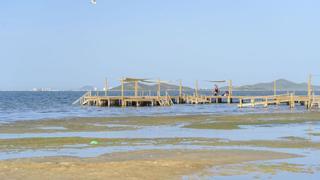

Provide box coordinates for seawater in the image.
[0,91,314,122]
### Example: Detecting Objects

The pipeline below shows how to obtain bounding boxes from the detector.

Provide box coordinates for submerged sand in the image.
[0,149,298,180]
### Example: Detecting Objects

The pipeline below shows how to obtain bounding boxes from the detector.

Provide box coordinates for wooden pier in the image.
[73,76,320,110]
[74,92,320,109]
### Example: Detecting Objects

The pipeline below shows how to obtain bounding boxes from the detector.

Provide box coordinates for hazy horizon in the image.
[2,1,320,90]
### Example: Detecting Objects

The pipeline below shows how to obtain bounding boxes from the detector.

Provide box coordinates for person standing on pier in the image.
[213,85,219,96]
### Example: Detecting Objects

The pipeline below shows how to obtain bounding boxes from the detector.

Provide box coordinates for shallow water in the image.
[1,123,319,142]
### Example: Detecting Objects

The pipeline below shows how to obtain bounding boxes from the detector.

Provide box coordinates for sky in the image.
[1,0,320,90]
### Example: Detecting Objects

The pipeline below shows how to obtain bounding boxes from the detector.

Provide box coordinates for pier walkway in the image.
[73,76,320,109]
[73,92,320,109]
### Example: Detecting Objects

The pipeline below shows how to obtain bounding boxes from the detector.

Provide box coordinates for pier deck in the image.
[73,92,320,109]
[73,75,319,109]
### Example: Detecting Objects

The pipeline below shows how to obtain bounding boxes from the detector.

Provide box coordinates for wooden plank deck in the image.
[72,75,320,109]
[74,92,320,110]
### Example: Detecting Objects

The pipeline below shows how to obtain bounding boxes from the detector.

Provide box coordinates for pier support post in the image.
[134,80,138,97]
[274,80,277,97]
[108,99,111,107]
[307,74,312,109]
[290,93,295,108]
[228,80,233,104]
[179,80,183,98]
[195,80,199,97]
[251,98,255,107]
[105,78,108,96]
[121,78,125,107]
[157,79,161,97]
[264,97,268,108]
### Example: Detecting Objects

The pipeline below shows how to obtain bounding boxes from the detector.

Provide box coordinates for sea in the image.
[0,91,316,122]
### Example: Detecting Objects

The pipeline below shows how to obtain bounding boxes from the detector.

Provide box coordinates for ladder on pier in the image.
[72,91,91,105]
[158,96,174,106]
[310,95,320,109]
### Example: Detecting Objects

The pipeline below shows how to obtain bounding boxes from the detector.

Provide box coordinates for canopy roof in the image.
[122,77,150,82]
[207,80,227,83]
[122,77,170,84]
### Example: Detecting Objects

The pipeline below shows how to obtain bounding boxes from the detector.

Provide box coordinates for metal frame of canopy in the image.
[118,78,184,97]
[120,77,151,97]
[142,79,172,97]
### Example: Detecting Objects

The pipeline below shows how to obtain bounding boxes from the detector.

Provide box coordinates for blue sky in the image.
[1,0,320,90]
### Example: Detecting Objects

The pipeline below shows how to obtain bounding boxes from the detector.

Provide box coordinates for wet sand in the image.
[0,149,298,180]
[1,137,320,152]
[1,112,320,133]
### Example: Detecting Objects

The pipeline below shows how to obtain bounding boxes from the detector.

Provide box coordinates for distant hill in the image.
[110,82,193,91]
[79,79,319,92]
[229,79,320,91]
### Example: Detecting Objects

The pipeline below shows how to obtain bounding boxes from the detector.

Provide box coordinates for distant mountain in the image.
[110,82,193,91]
[230,79,320,91]
[79,79,319,92]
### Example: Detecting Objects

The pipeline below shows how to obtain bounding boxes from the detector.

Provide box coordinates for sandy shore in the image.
[0,149,298,180]
[0,112,319,179]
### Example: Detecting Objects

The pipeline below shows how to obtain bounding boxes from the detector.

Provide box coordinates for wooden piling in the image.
[179,80,182,98]
[195,80,199,97]
[157,79,161,97]
[121,78,125,107]
[105,78,108,96]
[228,80,233,104]
[239,98,243,108]
[264,97,268,107]
[274,80,277,97]
[251,98,255,107]
[290,93,295,108]
[134,80,138,97]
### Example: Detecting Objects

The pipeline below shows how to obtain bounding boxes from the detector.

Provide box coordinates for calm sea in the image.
[0,91,314,122]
